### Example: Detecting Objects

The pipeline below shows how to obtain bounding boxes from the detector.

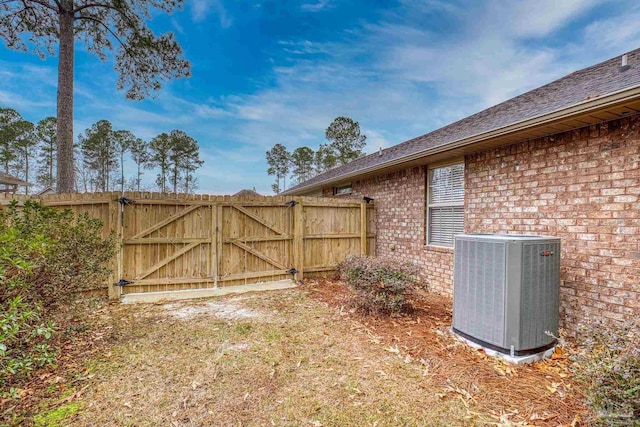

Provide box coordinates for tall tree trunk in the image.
[56,2,75,193]
[120,151,125,193]
[161,163,166,193]
[105,145,110,192]
[136,163,141,191]
[49,146,54,187]
[25,148,29,195]
[172,166,177,194]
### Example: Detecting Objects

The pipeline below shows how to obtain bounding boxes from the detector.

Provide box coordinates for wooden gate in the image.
[120,198,298,294]
[32,192,375,298]
[122,199,214,294]
[217,201,294,287]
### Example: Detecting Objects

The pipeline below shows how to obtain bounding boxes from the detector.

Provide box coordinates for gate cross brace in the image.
[231,205,288,236]
[230,241,288,270]
[129,204,201,240]
[134,242,200,280]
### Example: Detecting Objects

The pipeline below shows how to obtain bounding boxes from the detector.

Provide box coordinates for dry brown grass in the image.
[16,280,586,426]
[68,289,470,426]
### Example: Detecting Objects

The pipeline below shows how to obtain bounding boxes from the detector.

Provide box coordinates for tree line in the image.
[1,0,190,193]
[0,106,203,194]
[266,116,367,193]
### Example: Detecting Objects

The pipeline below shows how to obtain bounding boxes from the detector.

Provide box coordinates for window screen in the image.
[427,163,464,246]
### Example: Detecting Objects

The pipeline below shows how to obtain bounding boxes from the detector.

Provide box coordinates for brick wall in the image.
[320,115,639,331]
[465,115,640,329]
[329,167,455,294]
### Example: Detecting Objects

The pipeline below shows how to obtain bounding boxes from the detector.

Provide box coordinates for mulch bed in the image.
[305,279,587,427]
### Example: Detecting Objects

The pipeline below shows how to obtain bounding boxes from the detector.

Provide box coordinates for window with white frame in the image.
[427,162,464,247]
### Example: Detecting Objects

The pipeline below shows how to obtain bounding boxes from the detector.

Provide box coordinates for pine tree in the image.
[130,137,150,192]
[266,144,291,194]
[180,140,203,194]
[75,148,95,192]
[149,130,202,194]
[113,129,135,193]
[314,143,336,174]
[0,108,28,174]
[325,116,367,166]
[79,120,117,192]
[290,146,315,184]
[36,116,57,189]
[167,130,202,194]
[12,120,37,193]
[149,132,172,193]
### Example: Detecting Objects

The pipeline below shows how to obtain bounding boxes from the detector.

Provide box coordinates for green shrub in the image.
[338,255,420,315]
[1,200,116,307]
[571,318,640,426]
[1,201,115,389]
[0,227,55,387]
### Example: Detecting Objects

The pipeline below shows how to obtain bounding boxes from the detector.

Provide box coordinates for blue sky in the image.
[1,0,639,194]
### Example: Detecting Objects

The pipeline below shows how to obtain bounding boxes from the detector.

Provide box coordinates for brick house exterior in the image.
[286,50,640,332]
[317,115,639,331]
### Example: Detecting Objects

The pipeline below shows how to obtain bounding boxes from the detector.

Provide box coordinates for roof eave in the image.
[0,180,30,186]
[284,84,640,196]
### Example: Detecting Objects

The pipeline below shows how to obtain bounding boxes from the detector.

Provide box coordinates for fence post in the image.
[360,201,367,256]
[210,202,219,289]
[216,203,224,286]
[293,198,304,280]
[109,197,123,300]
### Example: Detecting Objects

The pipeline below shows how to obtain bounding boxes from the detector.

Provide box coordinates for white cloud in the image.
[374,0,604,108]
[0,89,55,110]
[190,0,233,28]
[301,0,333,13]
[171,17,184,34]
[582,4,640,52]
[490,0,601,38]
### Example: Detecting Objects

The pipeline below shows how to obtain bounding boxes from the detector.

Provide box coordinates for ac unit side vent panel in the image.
[520,241,561,350]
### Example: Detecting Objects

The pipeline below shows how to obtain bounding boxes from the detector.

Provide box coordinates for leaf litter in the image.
[307,279,587,427]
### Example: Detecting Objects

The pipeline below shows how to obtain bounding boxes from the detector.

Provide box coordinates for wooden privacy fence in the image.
[23,192,376,298]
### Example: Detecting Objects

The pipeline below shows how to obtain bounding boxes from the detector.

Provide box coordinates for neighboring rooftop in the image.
[35,186,56,196]
[285,48,640,194]
[0,172,29,189]
[233,188,262,197]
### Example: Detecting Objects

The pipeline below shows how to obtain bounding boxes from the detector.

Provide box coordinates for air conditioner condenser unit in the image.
[452,234,561,364]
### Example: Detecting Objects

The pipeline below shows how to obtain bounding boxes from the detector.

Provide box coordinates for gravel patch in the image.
[164,301,264,321]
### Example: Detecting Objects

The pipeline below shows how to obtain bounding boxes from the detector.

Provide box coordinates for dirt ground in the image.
[3,280,586,426]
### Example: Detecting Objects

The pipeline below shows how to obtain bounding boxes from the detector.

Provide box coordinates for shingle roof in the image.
[233,188,262,197]
[285,48,640,194]
[0,172,29,186]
